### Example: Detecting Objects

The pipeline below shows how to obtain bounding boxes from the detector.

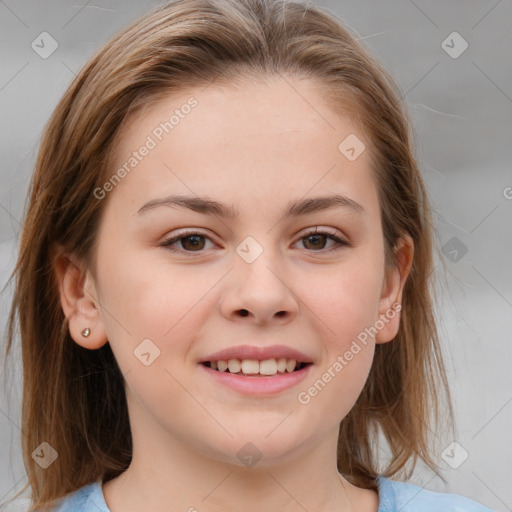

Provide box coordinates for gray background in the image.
[1,0,511,510]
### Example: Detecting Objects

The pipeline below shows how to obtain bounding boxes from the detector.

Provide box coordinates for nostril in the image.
[239,309,249,316]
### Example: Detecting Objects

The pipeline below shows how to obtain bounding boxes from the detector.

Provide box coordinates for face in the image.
[61,75,410,469]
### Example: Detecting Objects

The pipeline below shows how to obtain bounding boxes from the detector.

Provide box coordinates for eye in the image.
[295,228,349,253]
[160,227,350,255]
[160,230,216,253]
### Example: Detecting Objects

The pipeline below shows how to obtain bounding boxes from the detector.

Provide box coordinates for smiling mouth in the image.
[200,358,312,377]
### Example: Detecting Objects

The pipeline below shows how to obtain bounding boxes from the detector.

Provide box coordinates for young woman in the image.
[3,0,495,510]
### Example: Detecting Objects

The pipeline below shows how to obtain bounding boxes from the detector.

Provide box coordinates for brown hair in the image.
[2,0,454,509]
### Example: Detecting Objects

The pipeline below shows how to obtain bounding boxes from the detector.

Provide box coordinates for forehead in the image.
[106,75,378,219]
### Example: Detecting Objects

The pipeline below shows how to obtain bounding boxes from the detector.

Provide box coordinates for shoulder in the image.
[52,480,110,512]
[377,476,496,512]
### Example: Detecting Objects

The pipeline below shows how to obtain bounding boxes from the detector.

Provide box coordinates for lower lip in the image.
[198,363,313,395]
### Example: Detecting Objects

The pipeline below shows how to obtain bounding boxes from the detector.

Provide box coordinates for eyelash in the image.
[159,228,350,255]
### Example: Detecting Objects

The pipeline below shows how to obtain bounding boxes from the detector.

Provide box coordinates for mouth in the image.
[199,358,313,377]
[198,357,314,395]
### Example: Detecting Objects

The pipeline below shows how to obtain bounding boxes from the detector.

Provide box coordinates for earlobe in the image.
[53,247,108,350]
[375,235,414,344]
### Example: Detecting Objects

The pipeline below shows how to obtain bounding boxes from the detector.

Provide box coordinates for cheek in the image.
[298,251,384,345]
[287,252,384,419]
[95,255,219,429]
[95,248,221,368]
[294,268,380,420]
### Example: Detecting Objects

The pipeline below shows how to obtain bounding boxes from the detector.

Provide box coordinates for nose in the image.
[219,245,299,326]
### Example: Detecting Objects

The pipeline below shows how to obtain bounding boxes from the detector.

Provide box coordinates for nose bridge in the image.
[220,234,298,323]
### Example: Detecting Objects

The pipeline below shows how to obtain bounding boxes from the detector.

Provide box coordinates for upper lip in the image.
[199,344,314,363]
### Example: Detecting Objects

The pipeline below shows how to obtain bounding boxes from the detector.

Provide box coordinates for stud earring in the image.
[81,327,91,337]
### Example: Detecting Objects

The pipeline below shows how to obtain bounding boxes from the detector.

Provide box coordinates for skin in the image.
[56,75,413,512]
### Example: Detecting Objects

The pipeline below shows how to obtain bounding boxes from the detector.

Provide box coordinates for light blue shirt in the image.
[52,476,496,511]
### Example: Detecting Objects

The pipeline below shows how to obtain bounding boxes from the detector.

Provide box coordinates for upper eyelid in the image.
[163,228,217,243]
[163,226,344,239]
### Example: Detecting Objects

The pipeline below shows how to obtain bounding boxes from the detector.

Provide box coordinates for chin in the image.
[195,425,314,470]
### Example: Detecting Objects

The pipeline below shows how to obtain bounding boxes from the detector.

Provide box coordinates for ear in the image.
[53,245,108,350]
[375,234,414,344]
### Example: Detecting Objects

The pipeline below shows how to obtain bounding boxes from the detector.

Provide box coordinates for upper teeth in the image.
[210,358,300,375]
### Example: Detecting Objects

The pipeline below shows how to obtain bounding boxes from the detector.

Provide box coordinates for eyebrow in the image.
[136,193,365,218]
